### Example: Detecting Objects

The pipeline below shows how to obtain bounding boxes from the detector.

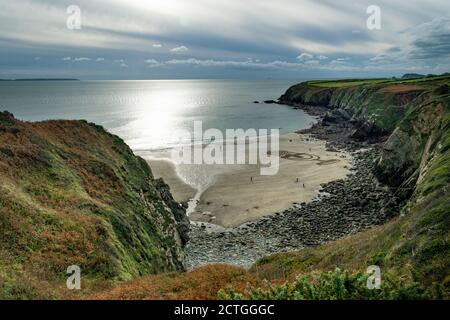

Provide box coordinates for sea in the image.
[0,79,314,150]
[0,79,316,202]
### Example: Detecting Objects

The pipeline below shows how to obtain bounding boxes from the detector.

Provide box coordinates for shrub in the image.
[218,268,438,300]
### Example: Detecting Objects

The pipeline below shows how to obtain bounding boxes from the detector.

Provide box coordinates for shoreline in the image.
[141,99,400,270]
[182,101,399,269]
[144,132,352,228]
[185,147,399,269]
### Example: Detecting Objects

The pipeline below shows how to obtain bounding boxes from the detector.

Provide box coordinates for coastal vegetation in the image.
[0,74,448,300]
[0,112,186,299]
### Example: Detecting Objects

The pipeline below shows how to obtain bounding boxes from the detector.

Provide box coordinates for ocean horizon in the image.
[0,79,314,152]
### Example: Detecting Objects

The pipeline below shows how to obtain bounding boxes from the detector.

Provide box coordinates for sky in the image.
[0,0,449,80]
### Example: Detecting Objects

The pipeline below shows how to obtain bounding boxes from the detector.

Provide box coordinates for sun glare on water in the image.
[119,86,195,151]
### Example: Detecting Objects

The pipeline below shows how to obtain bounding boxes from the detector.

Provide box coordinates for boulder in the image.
[154,178,191,245]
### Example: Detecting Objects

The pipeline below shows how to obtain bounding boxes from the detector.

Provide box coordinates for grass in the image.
[218,268,438,300]
[0,112,185,299]
[309,75,450,88]
[90,265,261,300]
[309,79,390,88]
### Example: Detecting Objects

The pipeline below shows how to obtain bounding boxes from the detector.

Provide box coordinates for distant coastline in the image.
[0,78,80,81]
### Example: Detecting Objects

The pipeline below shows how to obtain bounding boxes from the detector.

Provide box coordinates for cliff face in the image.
[277,78,450,289]
[376,99,447,193]
[0,112,188,298]
[280,81,429,133]
[280,78,449,192]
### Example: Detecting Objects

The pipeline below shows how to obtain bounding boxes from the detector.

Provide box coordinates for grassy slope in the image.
[90,264,261,300]
[0,113,184,299]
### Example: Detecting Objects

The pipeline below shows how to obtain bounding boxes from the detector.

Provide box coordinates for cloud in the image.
[163,58,358,72]
[370,55,388,62]
[1,1,449,78]
[165,58,267,68]
[408,17,450,59]
[364,16,450,72]
[73,57,91,62]
[297,53,328,64]
[297,53,314,61]
[305,60,320,65]
[145,59,163,67]
[170,46,189,53]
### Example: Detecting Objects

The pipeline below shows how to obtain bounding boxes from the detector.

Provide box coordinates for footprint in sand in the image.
[279,150,340,165]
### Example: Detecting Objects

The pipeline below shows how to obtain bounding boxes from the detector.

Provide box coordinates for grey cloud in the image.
[170,46,189,53]
[73,57,90,62]
[408,17,450,59]
[0,0,449,79]
[297,53,314,61]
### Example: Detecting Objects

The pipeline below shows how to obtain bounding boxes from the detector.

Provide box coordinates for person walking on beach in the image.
[250,176,253,183]
[303,183,305,188]
[296,178,299,183]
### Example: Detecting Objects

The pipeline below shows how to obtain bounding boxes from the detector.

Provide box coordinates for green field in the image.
[309,79,390,88]
[309,75,450,88]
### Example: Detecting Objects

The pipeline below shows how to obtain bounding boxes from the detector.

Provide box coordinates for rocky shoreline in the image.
[185,103,400,269]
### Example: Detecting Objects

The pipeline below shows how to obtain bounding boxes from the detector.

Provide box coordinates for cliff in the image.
[0,112,188,299]
[267,76,450,294]
[279,76,449,193]
[93,77,449,300]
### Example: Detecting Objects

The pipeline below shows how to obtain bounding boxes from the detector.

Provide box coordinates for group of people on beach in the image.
[297,177,306,188]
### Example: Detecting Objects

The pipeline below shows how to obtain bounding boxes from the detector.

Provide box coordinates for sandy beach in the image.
[148,159,197,203]
[146,133,351,228]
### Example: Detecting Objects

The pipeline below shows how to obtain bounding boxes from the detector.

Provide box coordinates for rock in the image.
[434,84,450,95]
[264,100,277,104]
[154,178,191,245]
[185,142,399,270]
[350,120,384,141]
[322,111,340,123]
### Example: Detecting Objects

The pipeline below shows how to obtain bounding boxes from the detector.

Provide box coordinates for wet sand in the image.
[147,159,197,203]
[146,133,351,228]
